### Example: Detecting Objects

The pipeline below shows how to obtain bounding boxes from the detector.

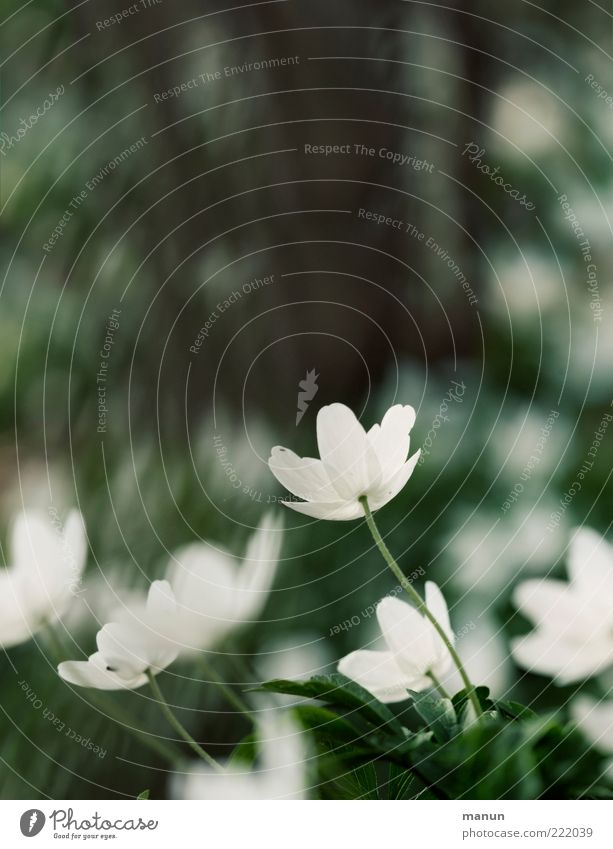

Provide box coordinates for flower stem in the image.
[359,497,482,719]
[146,670,222,770]
[427,670,451,700]
[199,657,255,722]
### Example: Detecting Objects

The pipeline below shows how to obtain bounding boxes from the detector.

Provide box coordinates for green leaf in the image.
[293,705,365,744]
[496,699,537,722]
[452,686,494,724]
[227,733,258,767]
[408,690,458,742]
[347,763,381,799]
[387,762,433,799]
[411,717,541,799]
[257,675,405,736]
[136,790,150,800]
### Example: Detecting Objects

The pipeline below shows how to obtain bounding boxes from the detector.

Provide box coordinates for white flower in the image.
[572,696,613,755]
[511,528,613,684]
[172,713,308,800]
[338,583,454,703]
[165,512,283,652]
[58,581,178,690]
[0,510,87,649]
[268,403,420,520]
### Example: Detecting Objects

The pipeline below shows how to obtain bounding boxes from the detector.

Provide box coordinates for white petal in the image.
[243,512,284,566]
[58,652,148,691]
[234,514,282,623]
[367,405,416,478]
[146,580,176,621]
[168,544,236,615]
[513,579,579,629]
[63,511,88,580]
[166,544,238,647]
[0,616,33,649]
[0,569,33,647]
[317,404,381,500]
[376,596,435,678]
[280,498,363,521]
[0,593,37,647]
[11,512,65,608]
[424,581,454,670]
[568,528,613,594]
[96,622,164,677]
[338,649,426,702]
[173,767,265,801]
[511,630,613,684]
[258,713,307,776]
[268,448,338,502]
[425,582,453,643]
[368,450,420,510]
[572,697,613,754]
[11,511,57,573]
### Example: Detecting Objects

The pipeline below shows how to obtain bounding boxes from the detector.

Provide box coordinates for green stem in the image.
[427,670,451,700]
[199,657,255,722]
[146,670,222,770]
[359,497,482,719]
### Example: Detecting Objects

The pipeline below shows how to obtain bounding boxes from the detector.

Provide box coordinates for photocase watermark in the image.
[43,138,148,253]
[584,73,613,110]
[212,432,296,503]
[418,380,467,464]
[557,193,602,322]
[296,369,319,425]
[49,808,158,834]
[190,274,275,355]
[461,142,536,211]
[500,409,559,513]
[357,209,478,306]
[20,809,46,837]
[154,56,300,102]
[329,573,426,636]
[96,309,121,434]
[18,679,107,759]
[0,86,65,157]
[96,0,162,31]
[304,142,435,172]
[547,401,613,532]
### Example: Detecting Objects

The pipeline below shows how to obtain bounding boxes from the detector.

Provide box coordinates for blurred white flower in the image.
[490,77,565,158]
[61,567,145,635]
[511,528,613,684]
[258,632,332,683]
[338,583,453,703]
[486,251,562,320]
[165,512,283,652]
[443,613,513,698]
[0,509,87,649]
[572,696,613,755]
[58,580,178,690]
[269,403,420,520]
[172,713,308,800]
[447,503,564,595]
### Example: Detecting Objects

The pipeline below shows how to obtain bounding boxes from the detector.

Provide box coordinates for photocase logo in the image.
[20,810,46,837]
[296,369,319,425]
